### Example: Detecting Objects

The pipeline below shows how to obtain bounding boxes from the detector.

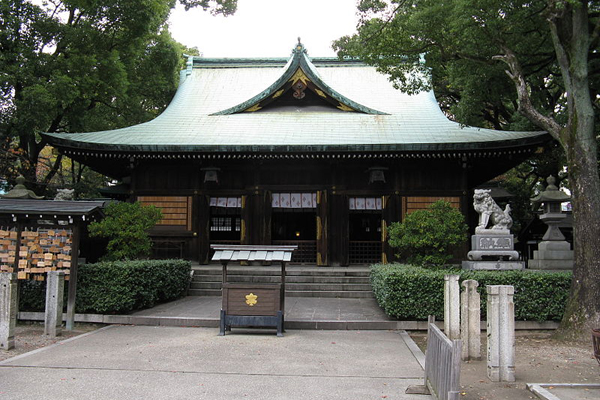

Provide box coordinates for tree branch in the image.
[492,46,563,140]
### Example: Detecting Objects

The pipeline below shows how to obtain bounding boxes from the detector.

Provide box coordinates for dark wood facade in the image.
[130,153,534,266]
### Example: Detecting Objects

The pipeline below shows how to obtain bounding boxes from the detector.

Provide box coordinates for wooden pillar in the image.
[197,195,211,264]
[316,190,328,266]
[241,191,271,245]
[330,194,349,266]
[66,223,80,330]
[257,191,271,245]
[241,194,250,245]
[382,194,402,264]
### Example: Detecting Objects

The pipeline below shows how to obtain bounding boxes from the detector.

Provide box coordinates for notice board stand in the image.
[211,245,297,337]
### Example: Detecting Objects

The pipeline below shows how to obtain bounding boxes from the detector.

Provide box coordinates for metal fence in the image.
[424,317,462,400]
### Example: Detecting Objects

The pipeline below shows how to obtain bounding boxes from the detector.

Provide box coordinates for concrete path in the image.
[0,326,432,400]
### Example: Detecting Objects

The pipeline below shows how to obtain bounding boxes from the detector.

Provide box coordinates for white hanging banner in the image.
[272,193,317,208]
[366,198,376,210]
[349,197,383,210]
[227,197,238,208]
[355,198,366,210]
[301,193,313,208]
[280,193,291,208]
[272,193,280,208]
[210,197,242,208]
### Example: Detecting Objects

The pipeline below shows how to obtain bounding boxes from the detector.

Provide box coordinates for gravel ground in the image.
[0,322,101,362]
[411,332,600,400]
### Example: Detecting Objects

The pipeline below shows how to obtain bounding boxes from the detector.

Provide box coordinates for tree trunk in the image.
[552,0,600,338]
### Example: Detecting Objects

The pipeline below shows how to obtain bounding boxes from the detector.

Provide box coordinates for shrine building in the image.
[43,41,550,266]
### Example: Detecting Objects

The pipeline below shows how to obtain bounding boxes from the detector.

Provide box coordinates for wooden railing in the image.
[349,241,382,264]
[272,240,316,264]
[424,317,462,400]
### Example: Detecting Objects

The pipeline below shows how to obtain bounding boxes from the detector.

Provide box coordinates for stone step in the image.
[189,266,373,298]
[187,289,374,298]
[287,290,374,298]
[190,281,373,292]
[193,268,370,277]
[192,275,371,284]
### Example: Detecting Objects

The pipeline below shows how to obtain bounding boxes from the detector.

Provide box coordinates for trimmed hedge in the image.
[370,264,571,322]
[19,259,192,314]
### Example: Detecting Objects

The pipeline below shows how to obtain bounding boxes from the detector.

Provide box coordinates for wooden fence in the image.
[424,317,462,400]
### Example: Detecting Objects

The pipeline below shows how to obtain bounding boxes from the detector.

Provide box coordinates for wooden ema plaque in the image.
[0,228,72,280]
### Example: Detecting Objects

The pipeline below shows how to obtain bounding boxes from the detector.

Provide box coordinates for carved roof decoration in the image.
[211,40,387,115]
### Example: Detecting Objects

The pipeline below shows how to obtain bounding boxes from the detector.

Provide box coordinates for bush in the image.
[88,201,162,261]
[388,200,468,267]
[76,259,192,314]
[370,263,571,321]
[18,259,192,314]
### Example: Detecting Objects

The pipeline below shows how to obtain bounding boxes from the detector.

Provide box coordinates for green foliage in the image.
[370,264,571,322]
[88,202,162,261]
[18,280,50,312]
[18,260,192,314]
[388,200,467,267]
[0,0,237,190]
[76,260,192,314]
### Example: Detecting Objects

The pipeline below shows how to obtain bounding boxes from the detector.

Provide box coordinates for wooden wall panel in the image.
[403,196,461,216]
[138,196,192,230]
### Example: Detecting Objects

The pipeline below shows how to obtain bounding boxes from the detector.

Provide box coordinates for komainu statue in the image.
[54,188,75,201]
[473,189,512,233]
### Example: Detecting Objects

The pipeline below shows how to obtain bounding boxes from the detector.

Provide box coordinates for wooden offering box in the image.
[211,245,297,337]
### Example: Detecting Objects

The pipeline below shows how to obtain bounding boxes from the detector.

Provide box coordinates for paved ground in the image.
[0,326,431,400]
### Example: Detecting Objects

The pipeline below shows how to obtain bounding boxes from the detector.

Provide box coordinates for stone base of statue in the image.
[527,241,573,270]
[462,260,525,270]
[463,230,524,270]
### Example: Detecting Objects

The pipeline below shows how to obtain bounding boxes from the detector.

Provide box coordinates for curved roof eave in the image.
[43,131,551,154]
[210,41,387,116]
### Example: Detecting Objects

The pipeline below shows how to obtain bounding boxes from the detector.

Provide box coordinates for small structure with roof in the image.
[42,41,551,266]
[0,178,107,329]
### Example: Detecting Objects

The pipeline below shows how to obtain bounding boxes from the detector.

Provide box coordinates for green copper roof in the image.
[211,41,386,115]
[42,41,549,154]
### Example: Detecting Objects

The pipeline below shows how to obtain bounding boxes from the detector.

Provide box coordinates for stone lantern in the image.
[528,176,573,270]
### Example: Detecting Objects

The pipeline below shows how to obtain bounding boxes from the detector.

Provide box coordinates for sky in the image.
[168,0,361,58]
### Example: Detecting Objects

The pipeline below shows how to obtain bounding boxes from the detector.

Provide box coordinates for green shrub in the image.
[88,201,162,261]
[388,200,468,267]
[18,260,191,314]
[76,259,192,314]
[19,280,50,311]
[370,263,571,321]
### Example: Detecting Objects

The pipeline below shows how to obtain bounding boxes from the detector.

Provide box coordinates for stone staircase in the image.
[189,265,373,298]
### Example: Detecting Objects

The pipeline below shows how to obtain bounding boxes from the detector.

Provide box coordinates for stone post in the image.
[461,279,481,361]
[1,273,18,350]
[444,274,460,340]
[486,285,515,382]
[44,271,65,338]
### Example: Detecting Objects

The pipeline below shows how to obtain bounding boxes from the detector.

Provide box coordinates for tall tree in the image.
[334,0,599,338]
[0,0,236,196]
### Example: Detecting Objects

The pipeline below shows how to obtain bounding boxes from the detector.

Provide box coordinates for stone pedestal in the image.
[1,273,18,350]
[461,280,481,361]
[528,241,573,270]
[463,231,524,270]
[487,285,515,382]
[444,275,460,340]
[45,271,65,338]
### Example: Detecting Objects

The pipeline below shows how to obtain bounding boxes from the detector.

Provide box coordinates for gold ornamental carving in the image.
[245,293,258,306]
